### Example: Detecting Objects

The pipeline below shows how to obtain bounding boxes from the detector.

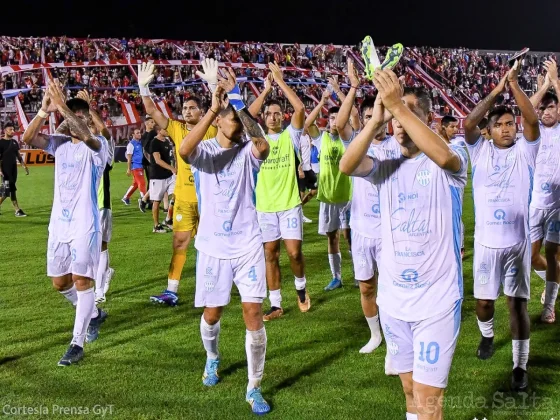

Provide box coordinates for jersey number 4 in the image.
[248,266,257,282]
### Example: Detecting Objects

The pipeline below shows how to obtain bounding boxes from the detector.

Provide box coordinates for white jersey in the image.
[44,135,107,243]
[531,123,560,209]
[451,136,467,148]
[190,138,264,259]
[350,136,395,239]
[300,134,311,171]
[366,142,467,321]
[468,135,540,248]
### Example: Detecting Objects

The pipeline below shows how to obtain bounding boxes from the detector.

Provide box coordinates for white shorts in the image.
[150,176,176,201]
[195,246,267,308]
[47,232,101,280]
[351,230,381,281]
[529,206,560,244]
[318,201,350,235]
[258,205,303,243]
[473,240,530,300]
[100,209,113,243]
[380,299,462,388]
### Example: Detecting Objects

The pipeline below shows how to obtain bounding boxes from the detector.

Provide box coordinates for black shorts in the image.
[1,169,17,199]
[298,170,317,192]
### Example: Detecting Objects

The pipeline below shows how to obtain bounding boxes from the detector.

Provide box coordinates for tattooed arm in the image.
[238,109,270,160]
[464,74,508,145]
[58,106,101,151]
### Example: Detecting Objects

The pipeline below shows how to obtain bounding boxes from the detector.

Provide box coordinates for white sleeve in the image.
[518,135,541,167]
[300,134,311,171]
[311,134,322,153]
[187,141,213,168]
[342,131,356,150]
[465,135,486,166]
[44,134,71,156]
[445,145,468,187]
[288,125,303,151]
[126,142,134,155]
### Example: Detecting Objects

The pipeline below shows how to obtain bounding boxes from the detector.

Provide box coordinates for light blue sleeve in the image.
[44,134,71,156]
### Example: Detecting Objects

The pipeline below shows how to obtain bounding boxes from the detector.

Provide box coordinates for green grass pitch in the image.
[0,164,559,419]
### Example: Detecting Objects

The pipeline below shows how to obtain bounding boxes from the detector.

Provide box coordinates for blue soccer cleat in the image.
[202,358,220,386]
[86,309,108,343]
[149,290,179,306]
[57,344,84,366]
[121,198,130,206]
[246,388,270,415]
[324,278,342,291]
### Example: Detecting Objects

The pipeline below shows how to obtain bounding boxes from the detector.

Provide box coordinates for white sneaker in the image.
[302,215,312,223]
[103,267,115,295]
[385,353,398,376]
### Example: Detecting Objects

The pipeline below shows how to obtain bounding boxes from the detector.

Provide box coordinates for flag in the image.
[120,101,141,125]
[14,96,29,131]
[154,100,172,119]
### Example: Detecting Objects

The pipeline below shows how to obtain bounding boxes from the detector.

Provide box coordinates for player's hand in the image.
[269,62,284,83]
[217,67,237,93]
[544,59,558,82]
[321,89,331,103]
[507,60,520,84]
[24,167,29,175]
[126,169,131,176]
[372,69,403,112]
[327,76,341,94]
[77,89,91,105]
[348,58,360,88]
[372,93,393,125]
[40,85,57,113]
[171,167,177,175]
[537,74,545,90]
[211,84,227,113]
[263,73,273,93]
[496,73,508,93]
[47,80,67,111]
[195,58,218,88]
[138,62,155,87]
[298,167,305,179]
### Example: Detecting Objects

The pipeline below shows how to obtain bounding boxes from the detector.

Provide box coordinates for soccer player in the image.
[22,80,108,366]
[0,122,29,217]
[297,131,317,222]
[142,116,157,185]
[178,70,271,415]
[305,90,353,291]
[464,61,539,391]
[528,59,560,321]
[247,65,310,320]
[341,70,467,419]
[478,118,492,140]
[122,129,147,205]
[139,60,218,306]
[149,127,176,233]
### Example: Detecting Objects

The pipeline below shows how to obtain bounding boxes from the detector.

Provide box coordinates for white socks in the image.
[360,315,382,353]
[294,276,306,291]
[477,317,494,338]
[269,289,282,308]
[95,250,109,299]
[544,281,559,307]
[534,269,547,282]
[246,327,267,392]
[200,316,220,359]
[168,279,180,293]
[512,339,529,370]
[328,253,342,280]
[406,413,418,420]
[60,284,78,306]
[71,288,95,348]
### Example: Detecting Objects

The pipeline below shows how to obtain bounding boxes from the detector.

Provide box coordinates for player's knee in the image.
[477,299,494,311]
[264,247,280,263]
[360,282,375,300]
[286,248,302,263]
[400,374,414,398]
[544,241,560,261]
[73,276,93,290]
[506,296,527,312]
[52,277,72,291]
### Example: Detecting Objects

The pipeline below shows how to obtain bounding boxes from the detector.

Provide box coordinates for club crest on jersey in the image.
[478,263,489,285]
[387,340,399,355]
[416,169,431,187]
[74,152,84,162]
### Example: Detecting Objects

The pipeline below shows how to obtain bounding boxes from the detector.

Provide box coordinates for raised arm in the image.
[464,74,508,145]
[22,87,56,149]
[238,109,270,160]
[530,73,551,108]
[138,62,169,129]
[77,90,111,139]
[543,59,560,105]
[508,61,540,141]
[374,69,461,172]
[335,59,360,141]
[269,62,305,129]
[305,90,329,139]
[248,73,272,119]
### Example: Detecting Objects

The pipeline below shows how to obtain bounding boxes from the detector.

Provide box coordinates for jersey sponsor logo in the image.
[400,269,419,282]
[416,169,431,187]
[494,209,506,220]
[398,191,418,203]
[372,204,380,214]
[58,208,73,223]
[486,192,513,207]
[222,220,233,232]
[391,208,431,237]
[477,262,489,285]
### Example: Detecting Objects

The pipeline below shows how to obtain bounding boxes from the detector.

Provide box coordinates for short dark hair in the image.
[478,117,489,130]
[264,99,282,112]
[219,104,236,118]
[4,122,14,129]
[403,87,432,114]
[66,98,90,113]
[185,96,203,110]
[441,115,458,126]
[487,106,515,125]
[541,91,559,108]
[360,97,376,117]
[328,106,340,115]
[145,115,153,121]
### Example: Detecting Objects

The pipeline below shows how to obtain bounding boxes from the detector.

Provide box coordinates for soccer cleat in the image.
[380,43,404,70]
[246,388,270,415]
[541,305,556,324]
[150,290,179,306]
[202,358,220,386]
[138,198,147,213]
[263,306,283,321]
[511,367,528,392]
[360,35,381,80]
[153,224,167,233]
[302,215,312,223]
[164,218,173,228]
[385,353,398,376]
[324,278,342,291]
[121,197,130,206]
[15,209,27,217]
[476,336,494,360]
[103,268,115,295]
[86,309,108,343]
[94,294,106,305]
[57,344,84,366]
[297,291,311,313]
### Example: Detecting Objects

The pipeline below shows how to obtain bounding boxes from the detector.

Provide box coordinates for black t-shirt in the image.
[149,138,173,179]
[141,129,157,166]
[0,138,20,175]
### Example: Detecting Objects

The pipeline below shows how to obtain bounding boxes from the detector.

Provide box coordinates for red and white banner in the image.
[120,101,140,125]
[14,96,29,130]
[154,100,172,119]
